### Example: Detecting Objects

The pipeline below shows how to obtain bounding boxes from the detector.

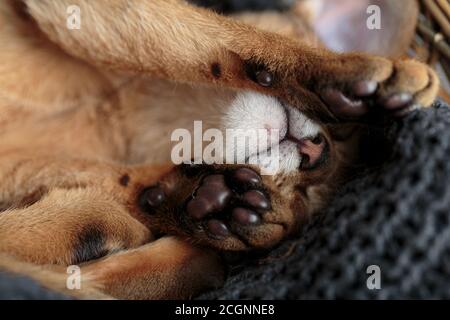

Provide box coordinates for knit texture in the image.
[200,101,450,299]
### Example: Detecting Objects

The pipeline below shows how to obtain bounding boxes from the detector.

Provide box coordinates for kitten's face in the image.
[219,92,328,175]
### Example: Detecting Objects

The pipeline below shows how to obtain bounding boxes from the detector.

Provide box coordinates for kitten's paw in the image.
[185,168,271,241]
[318,57,439,119]
[139,166,289,251]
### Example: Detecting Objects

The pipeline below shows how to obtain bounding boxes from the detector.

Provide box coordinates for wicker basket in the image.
[413,0,450,102]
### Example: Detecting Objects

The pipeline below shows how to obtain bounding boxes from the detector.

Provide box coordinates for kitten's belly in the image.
[121,79,235,164]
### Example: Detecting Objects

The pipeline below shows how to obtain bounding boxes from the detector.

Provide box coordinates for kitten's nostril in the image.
[298,136,327,170]
[311,134,323,145]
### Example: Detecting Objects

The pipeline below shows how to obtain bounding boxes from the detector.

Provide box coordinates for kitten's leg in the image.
[0,158,223,299]
[25,0,438,120]
[0,186,152,265]
[0,154,173,265]
[1,217,222,300]
[1,236,223,300]
[0,152,174,217]
[25,0,277,90]
[79,236,223,300]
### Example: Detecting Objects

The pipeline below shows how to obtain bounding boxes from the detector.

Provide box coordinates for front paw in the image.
[318,56,439,119]
[138,166,289,251]
[185,168,273,241]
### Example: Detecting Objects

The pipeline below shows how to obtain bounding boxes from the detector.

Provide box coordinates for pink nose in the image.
[298,136,326,169]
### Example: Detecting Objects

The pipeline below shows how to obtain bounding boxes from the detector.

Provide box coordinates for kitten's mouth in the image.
[250,132,328,171]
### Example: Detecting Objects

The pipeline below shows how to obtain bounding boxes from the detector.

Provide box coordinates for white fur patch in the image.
[223,92,288,138]
[223,92,322,174]
[223,92,287,162]
[248,140,301,174]
[286,104,320,140]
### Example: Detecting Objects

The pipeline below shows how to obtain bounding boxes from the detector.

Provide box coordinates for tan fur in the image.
[0,0,439,299]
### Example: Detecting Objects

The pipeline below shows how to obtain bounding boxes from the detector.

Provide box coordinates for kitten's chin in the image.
[247,140,301,175]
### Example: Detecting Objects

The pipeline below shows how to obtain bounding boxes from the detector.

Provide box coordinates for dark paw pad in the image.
[321,79,417,119]
[139,185,166,213]
[321,87,370,118]
[377,93,417,117]
[186,174,231,220]
[186,168,271,240]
